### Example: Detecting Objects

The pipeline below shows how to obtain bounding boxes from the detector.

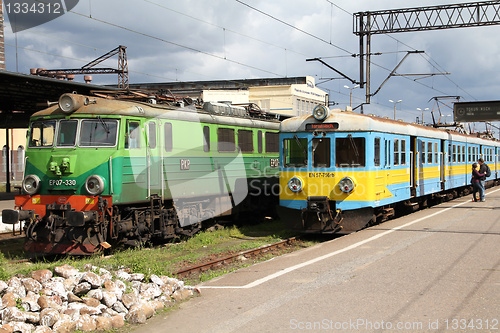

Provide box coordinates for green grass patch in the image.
[0,219,316,285]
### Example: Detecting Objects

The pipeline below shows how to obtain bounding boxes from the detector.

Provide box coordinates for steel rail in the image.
[174,237,297,278]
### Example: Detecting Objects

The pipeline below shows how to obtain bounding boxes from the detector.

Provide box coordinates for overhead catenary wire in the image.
[234,0,353,54]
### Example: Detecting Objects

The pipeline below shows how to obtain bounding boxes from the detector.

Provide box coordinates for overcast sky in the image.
[3,0,500,130]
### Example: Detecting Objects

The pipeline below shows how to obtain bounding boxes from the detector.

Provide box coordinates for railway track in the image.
[0,230,23,240]
[174,237,298,279]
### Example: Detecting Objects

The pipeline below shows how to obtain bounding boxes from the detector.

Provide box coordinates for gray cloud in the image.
[3,0,500,129]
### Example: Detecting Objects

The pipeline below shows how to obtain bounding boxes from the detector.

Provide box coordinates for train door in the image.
[146,120,161,197]
[122,119,146,202]
[410,136,417,197]
[440,140,446,190]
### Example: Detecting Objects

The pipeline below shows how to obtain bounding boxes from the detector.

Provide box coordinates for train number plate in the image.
[308,172,335,178]
[49,179,77,187]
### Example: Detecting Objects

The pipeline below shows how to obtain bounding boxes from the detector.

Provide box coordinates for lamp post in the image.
[389,99,402,120]
[344,84,359,108]
[416,107,429,125]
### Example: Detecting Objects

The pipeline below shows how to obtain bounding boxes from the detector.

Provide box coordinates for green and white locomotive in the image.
[2,92,280,255]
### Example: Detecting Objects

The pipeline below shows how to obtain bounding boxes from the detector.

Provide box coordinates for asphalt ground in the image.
[133,188,500,333]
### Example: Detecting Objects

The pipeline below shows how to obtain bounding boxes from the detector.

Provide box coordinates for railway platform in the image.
[133,187,500,333]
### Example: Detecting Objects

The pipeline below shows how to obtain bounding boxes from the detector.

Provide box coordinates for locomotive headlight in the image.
[59,93,89,114]
[288,176,303,192]
[85,175,105,196]
[22,175,41,195]
[339,177,355,193]
[312,105,329,121]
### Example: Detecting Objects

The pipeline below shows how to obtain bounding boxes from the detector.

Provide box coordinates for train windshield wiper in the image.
[97,116,110,134]
[294,135,307,157]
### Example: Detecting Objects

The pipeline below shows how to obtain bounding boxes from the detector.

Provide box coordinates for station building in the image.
[129,76,329,117]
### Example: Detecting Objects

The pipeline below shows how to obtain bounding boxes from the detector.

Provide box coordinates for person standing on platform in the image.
[471,163,485,202]
[478,158,488,202]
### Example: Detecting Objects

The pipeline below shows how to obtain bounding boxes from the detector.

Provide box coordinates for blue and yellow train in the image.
[278,105,500,233]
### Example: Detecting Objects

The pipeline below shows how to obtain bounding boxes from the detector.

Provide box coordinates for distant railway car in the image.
[278,105,500,234]
[2,92,281,254]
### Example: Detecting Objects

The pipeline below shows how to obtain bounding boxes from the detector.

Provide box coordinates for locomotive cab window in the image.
[312,138,330,168]
[80,118,118,147]
[125,121,141,149]
[336,136,365,167]
[283,137,308,167]
[56,120,78,147]
[29,120,56,147]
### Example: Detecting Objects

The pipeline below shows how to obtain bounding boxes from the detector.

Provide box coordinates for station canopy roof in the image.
[0,70,118,128]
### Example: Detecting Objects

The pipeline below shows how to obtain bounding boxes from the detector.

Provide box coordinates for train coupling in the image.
[301,196,343,233]
[2,209,35,224]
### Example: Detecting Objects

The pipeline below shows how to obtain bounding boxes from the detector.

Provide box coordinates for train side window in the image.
[258,130,263,153]
[457,145,461,163]
[421,141,426,164]
[203,126,210,152]
[374,137,381,166]
[164,123,173,152]
[313,138,330,168]
[462,145,466,163]
[429,142,435,163]
[434,142,438,164]
[265,132,279,153]
[336,136,365,167]
[452,144,457,163]
[448,144,451,163]
[56,120,78,147]
[401,139,406,165]
[218,128,235,152]
[238,130,253,153]
[125,121,140,149]
[394,139,399,166]
[468,146,471,163]
[147,122,156,149]
[283,137,308,167]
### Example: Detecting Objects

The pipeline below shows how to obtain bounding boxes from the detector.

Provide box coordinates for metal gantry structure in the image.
[32,45,129,89]
[353,1,500,106]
